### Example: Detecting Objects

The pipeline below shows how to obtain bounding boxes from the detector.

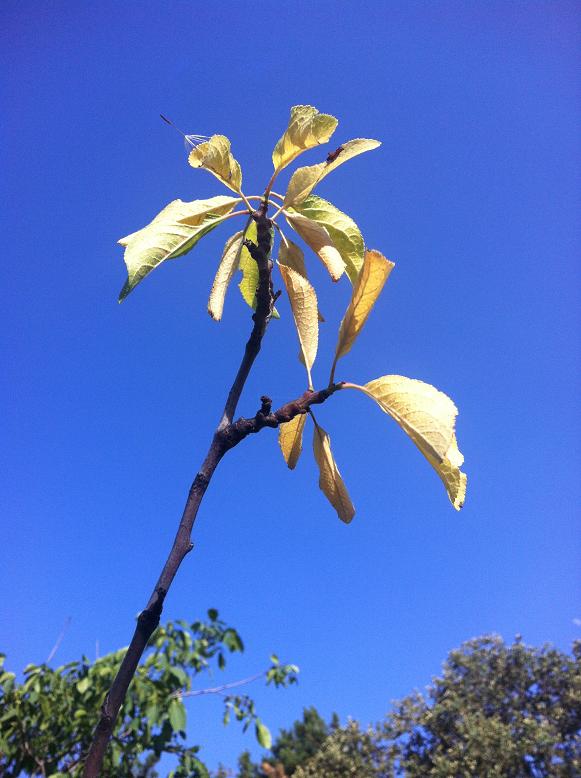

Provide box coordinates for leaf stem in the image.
[238,191,255,212]
[263,169,280,200]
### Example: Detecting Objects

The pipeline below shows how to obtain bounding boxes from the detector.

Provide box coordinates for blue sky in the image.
[2,0,579,771]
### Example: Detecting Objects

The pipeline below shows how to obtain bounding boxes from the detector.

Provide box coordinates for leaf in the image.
[208,231,244,320]
[293,195,365,284]
[284,138,381,207]
[284,211,345,281]
[75,677,90,694]
[278,412,307,469]
[168,698,187,732]
[331,249,394,380]
[278,264,318,387]
[347,376,467,509]
[278,237,308,277]
[188,135,242,193]
[118,196,238,301]
[312,421,355,523]
[272,105,338,172]
[255,719,272,749]
[238,221,280,318]
[279,238,325,321]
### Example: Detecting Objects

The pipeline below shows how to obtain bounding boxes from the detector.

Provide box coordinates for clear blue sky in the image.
[2,0,579,771]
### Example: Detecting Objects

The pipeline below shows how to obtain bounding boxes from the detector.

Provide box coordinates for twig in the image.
[171,671,266,699]
[46,616,72,663]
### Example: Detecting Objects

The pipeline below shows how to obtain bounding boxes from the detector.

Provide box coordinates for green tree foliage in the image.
[267,706,333,775]
[0,612,297,777]
[383,635,581,777]
[240,636,580,778]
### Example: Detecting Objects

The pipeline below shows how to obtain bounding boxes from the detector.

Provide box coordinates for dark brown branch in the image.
[82,203,276,776]
[83,201,341,775]
[219,201,276,429]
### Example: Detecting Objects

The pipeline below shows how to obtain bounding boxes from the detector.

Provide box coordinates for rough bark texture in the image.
[82,202,339,775]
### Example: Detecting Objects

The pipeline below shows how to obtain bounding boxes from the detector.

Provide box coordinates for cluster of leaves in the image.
[118,104,466,522]
[0,611,297,777]
[236,636,581,778]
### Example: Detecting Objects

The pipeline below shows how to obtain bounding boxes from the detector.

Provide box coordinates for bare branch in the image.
[46,616,72,664]
[171,671,266,699]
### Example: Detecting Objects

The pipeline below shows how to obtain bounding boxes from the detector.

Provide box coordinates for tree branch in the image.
[82,202,340,775]
[219,200,276,429]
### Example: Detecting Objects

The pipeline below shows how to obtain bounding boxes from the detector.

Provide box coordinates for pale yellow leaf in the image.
[279,238,325,322]
[272,105,338,172]
[279,238,308,277]
[118,196,238,301]
[312,422,355,523]
[347,376,467,510]
[293,195,365,284]
[284,211,345,282]
[331,250,394,379]
[208,230,244,321]
[284,138,381,207]
[278,413,307,469]
[278,264,318,387]
[188,134,242,193]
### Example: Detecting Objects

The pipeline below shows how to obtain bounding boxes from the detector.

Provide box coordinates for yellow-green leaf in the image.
[238,221,280,318]
[188,134,242,193]
[347,376,467,510]
[284,138,381,207]
[278,413,307,469]
[118,196,238,301]
[279,263,318,388]
[330,250,394,380]
[284,211,345,282]
[272,105,338,172]
[208,230,244,321]
[293,195,364,284]
[312,421,355,523]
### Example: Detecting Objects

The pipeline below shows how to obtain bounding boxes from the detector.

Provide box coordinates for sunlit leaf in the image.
[312,421,355,523]
[255,720,272,749]
[279,237,308,277]
[293,195,365,284]
[188,134,243,193]
[278,413,307,469]
[238,220,280,319]
[284,211,345,281]
[118,196,238,301]
[346,376,467,509]
[279,237,325,321]
[208,230,244,321]
[331,249,394,380]
[278,264,318,387]
[284,138,381,207]
[272,105,338,172]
